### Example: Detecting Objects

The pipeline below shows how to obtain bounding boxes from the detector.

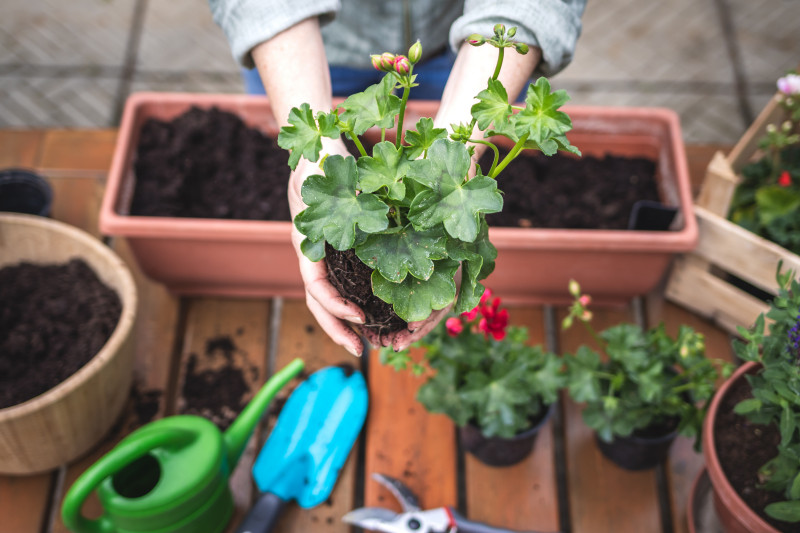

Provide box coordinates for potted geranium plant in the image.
[562,280,731,471]
[278,25,579,335]
[703,265,800,532]
[382,289,565,467]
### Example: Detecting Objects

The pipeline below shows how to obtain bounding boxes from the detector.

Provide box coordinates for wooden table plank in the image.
[465,306,560,532]
[558,305,664,533]
[270,299,360,533]
[657,301,737,533]
[171,297,271,532]
[0,130,44,168]
[364,346,458,515]
[37,129,117,175]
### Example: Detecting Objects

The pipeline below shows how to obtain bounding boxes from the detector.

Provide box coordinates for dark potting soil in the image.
[0,259,122,409]
[130,106,292,221]
[180,334,257,430]
[480,148,660,229]
[714,375,792,532]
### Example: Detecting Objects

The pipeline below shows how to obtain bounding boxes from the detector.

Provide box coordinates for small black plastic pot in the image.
[594,426,679,471]
[0,168,53,217]
[459,403,554,467]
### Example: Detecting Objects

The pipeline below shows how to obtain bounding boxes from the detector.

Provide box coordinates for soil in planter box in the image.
[480,148,660,229]
[0,259,122,408]
[130,106,292,221]
[714,375,792,532]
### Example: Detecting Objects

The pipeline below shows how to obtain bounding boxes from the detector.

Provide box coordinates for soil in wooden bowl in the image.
[714,375,791,532]
[129,107,660,339]
[0,259,122,408]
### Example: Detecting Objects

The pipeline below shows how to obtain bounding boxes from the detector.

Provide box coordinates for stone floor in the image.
[1,0,798,144]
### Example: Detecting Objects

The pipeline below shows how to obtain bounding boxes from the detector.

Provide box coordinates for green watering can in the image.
[61,358,305,533]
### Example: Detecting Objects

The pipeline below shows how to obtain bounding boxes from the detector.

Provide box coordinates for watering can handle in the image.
[61,427,194,533]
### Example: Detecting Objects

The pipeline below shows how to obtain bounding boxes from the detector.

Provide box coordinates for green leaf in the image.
[791,471,800,500]
[339,75,402,135]
[408,139,503,241]
[371,259,459,321]
[733,398,762,415]
[355,225,447,283]
[404,118,447,159]
[300,238,326,262]
[356,141,431,201]
[294,155,389,251]
[514,77,573,146]
[765,500,800,522]
[277,104,340,169]
[471,78,512,131]
[448,220,497,314]
[756,185,800,225]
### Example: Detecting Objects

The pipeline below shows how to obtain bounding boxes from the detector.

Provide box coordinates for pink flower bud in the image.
[466,33,486,46]
[579,295,592,307]
[446,317,463,336]
[370,55,383,71]
[394,55,410,75]
[379,52,396,71]
[493,23,505,37]
[779,170,792,187]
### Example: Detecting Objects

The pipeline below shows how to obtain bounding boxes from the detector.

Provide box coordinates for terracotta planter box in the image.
[99,92,300,298]
[666,93,800,333]
[101,93,696,302]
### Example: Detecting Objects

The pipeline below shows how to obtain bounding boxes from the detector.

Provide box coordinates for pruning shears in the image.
[342,473,545,533]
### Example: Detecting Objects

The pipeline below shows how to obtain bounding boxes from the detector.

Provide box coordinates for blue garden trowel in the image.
[235,365,368,533]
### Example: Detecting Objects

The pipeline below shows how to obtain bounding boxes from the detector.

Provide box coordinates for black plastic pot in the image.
[0,168,53,217]
[459,403,554,467]
[594,426,679,471]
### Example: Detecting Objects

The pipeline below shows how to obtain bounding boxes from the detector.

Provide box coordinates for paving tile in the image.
[0,0,136,67]
[129,71,243,95]
[0,76,118,128]
[137,0,239,73]
[559,0,733,83]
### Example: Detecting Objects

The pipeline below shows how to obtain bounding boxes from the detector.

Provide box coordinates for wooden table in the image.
[0,130,735,533]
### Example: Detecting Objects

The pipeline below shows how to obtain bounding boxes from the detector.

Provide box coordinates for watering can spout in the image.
[224,358,305,470]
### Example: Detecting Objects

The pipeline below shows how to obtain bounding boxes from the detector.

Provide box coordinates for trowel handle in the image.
[235,492,286,533]
[61,427,193,533]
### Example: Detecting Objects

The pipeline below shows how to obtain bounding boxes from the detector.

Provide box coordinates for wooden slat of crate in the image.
[666,206,800,334]
[270,299,360,533]
[655,302,736,533]
[171,297,271,532]
[0,130,53,533]
[558,305,664,533]
[37,129,117,176]
[364,347,458,514]
[464,306,560,532]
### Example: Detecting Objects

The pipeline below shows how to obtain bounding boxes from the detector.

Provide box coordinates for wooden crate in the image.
[665,93,800,334]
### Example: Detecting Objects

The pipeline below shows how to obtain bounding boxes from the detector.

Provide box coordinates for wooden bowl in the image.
[0,214,137,474]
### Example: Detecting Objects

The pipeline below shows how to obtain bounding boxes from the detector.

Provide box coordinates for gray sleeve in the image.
[208,0,340,68]
[449,0,587,77]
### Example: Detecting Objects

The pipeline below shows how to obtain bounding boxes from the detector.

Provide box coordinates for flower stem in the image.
[469,139,499,175]
[492,48,504,81]
[348,134,368,157]
[489,133,529,178]
[396,70,413,148]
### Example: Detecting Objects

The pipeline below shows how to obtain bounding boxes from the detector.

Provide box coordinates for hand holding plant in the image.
[562,280,732,448]
[277,25,579,339]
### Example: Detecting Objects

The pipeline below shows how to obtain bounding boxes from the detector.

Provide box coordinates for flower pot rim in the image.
[703,360,781,532]
[0,213,138,420]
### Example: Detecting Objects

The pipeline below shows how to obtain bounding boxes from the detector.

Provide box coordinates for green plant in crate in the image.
[729,72,800,254]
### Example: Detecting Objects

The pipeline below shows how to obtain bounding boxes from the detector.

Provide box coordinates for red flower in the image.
[476,293,509,340]
[445,317,463,337]
[779,170,792,187]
